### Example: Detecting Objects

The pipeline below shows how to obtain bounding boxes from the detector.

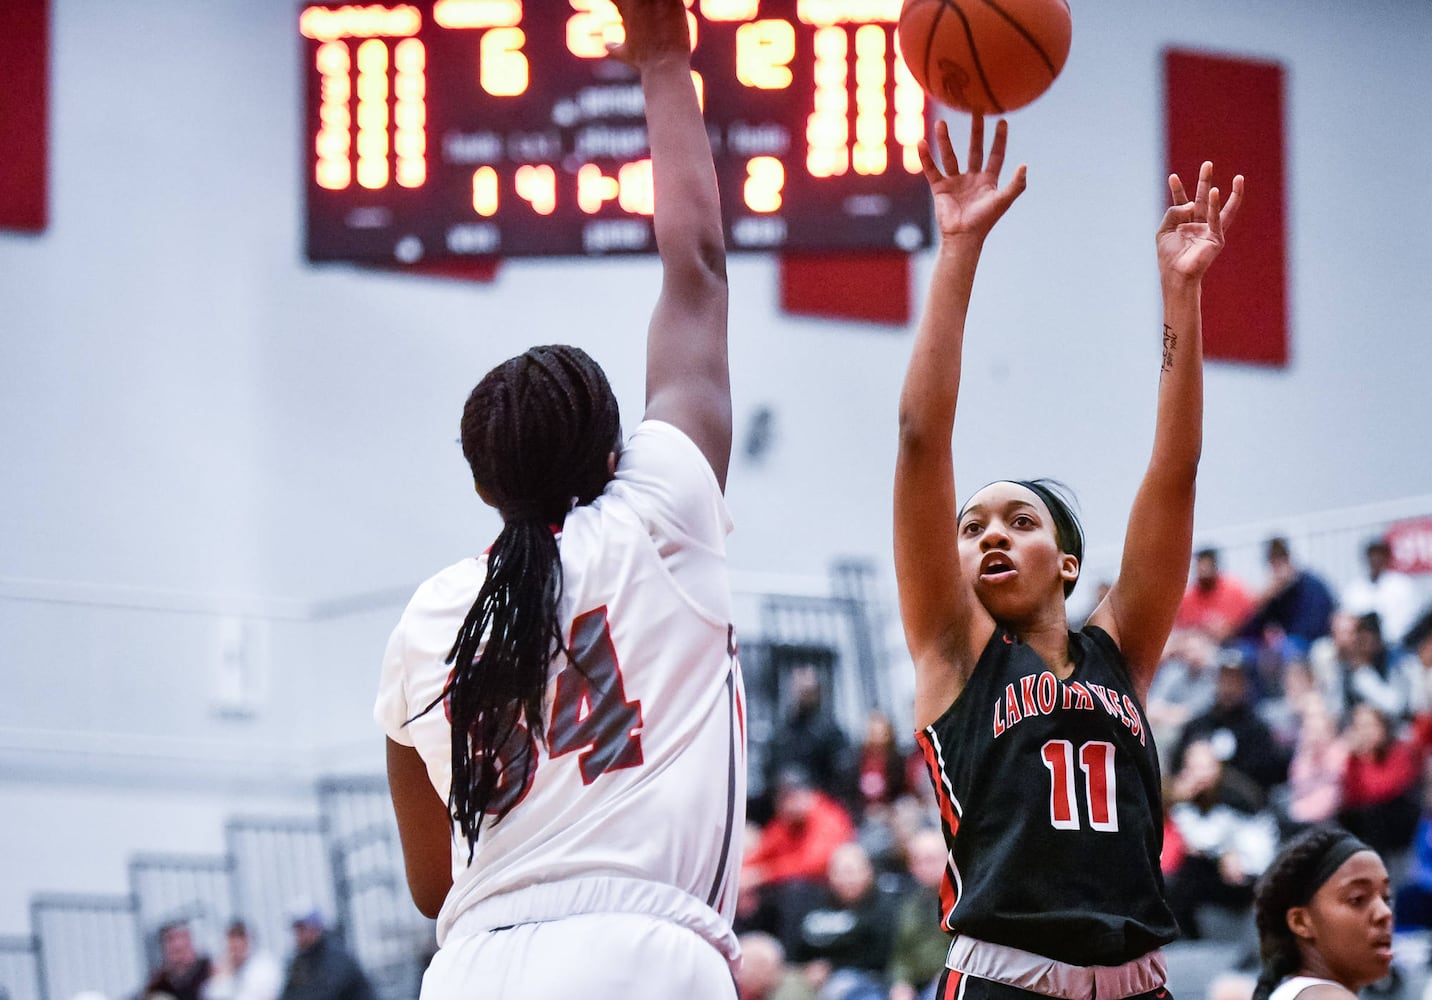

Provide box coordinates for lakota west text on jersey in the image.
[991,670,1146,745]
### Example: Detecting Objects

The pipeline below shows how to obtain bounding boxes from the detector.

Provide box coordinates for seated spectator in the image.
[279,906,374,1000]
[144,921,213,1000]
[888,828,952,1000]
[1146,628,1220,767]
[1236,536,1336,662]
[203,920,282,1000]
[1177,547,1256,644]
[1273,697,1347,836]
[736,932,817,1000]
[1342,538,1422,648]
[740,767,857,952]
[1338,703,1424,867]
[792,842,897,1000]
[1343,612,1421,723]
[1407,610,1432,714]
[1306,610,1359,723]
[1164,740,1279,940]
[1257,656,1322,749]
[762,663,852,817]
[852,709,908,822]
[1173,652,1290,804]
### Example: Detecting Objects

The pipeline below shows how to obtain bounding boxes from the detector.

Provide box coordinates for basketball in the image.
[897,0,1072,115]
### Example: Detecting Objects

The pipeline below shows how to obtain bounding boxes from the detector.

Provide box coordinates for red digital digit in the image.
[549,606,645,784]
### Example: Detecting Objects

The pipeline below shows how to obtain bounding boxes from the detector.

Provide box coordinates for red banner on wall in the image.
[1386,517,1432,575]
[1164,49,1287,367]
[0,0,48,232]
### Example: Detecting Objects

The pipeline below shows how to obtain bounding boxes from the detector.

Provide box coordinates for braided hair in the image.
[1251,826,1374,1000]
[422,345,622,857]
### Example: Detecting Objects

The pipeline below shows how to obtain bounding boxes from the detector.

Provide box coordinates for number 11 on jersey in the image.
[1041,739,1118,832]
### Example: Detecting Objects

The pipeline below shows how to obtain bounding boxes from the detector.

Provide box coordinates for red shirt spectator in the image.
[743,770,855,889]
[1176,548,1255,643]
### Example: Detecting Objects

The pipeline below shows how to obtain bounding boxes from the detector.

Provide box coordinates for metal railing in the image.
[29,894,142,1000]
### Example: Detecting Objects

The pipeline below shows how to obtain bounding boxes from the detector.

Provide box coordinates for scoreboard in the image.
[300,0,932,262]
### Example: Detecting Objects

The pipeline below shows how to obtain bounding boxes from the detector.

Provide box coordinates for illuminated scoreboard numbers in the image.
[735,19,796,89]
[808,26,849,178]
[703,0,761,20]
[314,41,352,190]
[394,38,427,187]
[744,156,785,213]
[356,40,391,189]
[303,6,428,193]
[566,0,622,59]
[852,24,887,175]
[472,165,499,215]
[893,30,925,174]
[515,164,557,215]
[302,0,932,261]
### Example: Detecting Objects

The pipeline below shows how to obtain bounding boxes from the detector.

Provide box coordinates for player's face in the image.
[1291,850,1393,991]
[958,482,1076,624]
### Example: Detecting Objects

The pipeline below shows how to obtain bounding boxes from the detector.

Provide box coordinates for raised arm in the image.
[610,0,731,488]
[896,117,1025,729]
[1089,164,1244,696]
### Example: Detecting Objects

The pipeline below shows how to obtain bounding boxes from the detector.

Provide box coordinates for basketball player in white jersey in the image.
[374,1,744,996]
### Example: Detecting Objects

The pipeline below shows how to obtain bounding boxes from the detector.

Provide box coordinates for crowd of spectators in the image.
[139,907,372,1000]
[736,532,1432,999]
[1149,536,1432,951]
[131,534,1432,1000]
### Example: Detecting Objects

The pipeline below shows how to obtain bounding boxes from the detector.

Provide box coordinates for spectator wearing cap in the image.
[739,767,856,952]
[278,907,374,1000]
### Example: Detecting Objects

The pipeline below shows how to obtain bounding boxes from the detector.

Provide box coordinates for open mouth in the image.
[979,554,1016,580]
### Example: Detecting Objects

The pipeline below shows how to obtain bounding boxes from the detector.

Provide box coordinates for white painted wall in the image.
[1,0,1430,937]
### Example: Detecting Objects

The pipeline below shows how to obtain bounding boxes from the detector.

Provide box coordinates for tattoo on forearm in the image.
[1161,325,1177,372]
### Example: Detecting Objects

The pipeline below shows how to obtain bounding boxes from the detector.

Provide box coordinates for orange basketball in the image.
[898,0,1072,115]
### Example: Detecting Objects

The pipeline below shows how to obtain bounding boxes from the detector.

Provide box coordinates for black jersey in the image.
[914,626,1179,967]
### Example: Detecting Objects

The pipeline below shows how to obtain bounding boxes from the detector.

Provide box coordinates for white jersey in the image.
[375,420,746,968]
[1267,977,1346,1000]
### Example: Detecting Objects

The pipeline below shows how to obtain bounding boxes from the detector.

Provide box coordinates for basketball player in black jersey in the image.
[893,115,1243,1000]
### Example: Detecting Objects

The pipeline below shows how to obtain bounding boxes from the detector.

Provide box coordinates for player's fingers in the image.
[1193,161,1213,216]
[986,119,1009,176]
[917,139,942,181]
[934,119,961,177]
[1168,174,1188,206]
[1000,163,1028,203]
[1207,187,1224,241]
[967,115,985,173]
[1219,175,1246,232]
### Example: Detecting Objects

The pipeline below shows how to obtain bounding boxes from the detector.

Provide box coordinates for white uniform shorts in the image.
[420,911,738,1000]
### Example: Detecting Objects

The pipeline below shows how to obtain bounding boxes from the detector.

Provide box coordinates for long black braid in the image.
[417,345,621,858]
[1251,826,1373,1000]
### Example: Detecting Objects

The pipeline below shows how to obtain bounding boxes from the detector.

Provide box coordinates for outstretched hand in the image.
[606,0,693,68]
[918,116,1027,242]
[1157,163,1244,282]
